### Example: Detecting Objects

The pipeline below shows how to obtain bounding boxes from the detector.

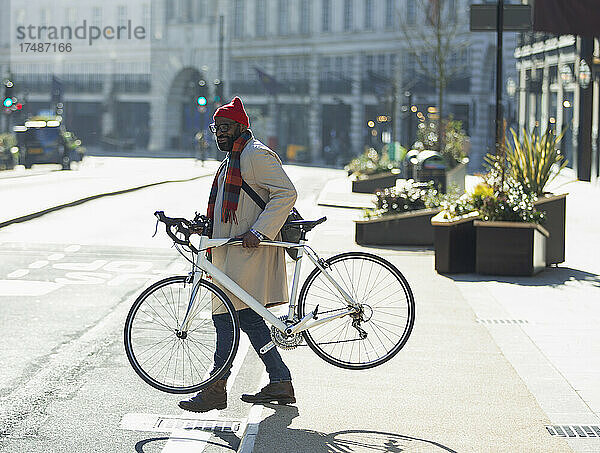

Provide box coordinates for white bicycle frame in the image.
[178,235,359,339]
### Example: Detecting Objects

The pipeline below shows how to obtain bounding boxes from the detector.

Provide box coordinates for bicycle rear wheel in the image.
[124,275,240,394]
[298,252,414,370]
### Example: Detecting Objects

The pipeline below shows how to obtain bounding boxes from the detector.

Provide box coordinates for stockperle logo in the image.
[9,0,152,75]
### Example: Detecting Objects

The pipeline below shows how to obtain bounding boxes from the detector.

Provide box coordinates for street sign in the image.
[470,4,532,32]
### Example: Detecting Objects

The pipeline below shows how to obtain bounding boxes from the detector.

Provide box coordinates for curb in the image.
[236,403,264,453]
[0,173,211,229]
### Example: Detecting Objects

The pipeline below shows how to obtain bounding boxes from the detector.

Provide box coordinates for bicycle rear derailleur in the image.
[350,304,373,340]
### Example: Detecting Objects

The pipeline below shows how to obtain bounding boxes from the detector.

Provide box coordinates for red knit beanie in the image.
[213,96,249,127]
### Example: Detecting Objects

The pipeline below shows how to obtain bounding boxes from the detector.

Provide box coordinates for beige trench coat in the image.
[211,138,297,313]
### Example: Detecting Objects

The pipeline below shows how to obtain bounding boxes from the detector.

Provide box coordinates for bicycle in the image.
[124,211,415,394]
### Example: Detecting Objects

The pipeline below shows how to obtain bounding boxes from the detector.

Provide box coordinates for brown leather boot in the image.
[179,379,227,412]
[241,381,295,405]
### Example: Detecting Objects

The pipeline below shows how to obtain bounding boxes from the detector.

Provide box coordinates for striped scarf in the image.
[207,129,253,225]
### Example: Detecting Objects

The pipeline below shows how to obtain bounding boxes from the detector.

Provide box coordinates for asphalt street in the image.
[0,160,340,452]
[0,159,598,452]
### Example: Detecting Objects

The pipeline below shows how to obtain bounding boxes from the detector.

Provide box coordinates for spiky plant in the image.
[505,128,568,197]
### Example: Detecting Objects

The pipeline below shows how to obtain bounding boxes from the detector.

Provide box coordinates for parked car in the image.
[14,116,85,170]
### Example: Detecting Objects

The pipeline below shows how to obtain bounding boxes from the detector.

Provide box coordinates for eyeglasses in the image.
[209,123,232,134]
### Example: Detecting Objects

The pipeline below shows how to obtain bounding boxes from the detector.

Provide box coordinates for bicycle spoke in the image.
[300,253,414,369]
[126,277,239,392]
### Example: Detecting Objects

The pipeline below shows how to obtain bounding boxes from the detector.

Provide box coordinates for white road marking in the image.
[120,413,243,433]
[6,269,29,279]
[64,244,81,252]
[28,260,49,269]
[52,260,108,271]
[161,334,251,452]
[47,253,65,261]
[0,279,63,297]
[237,371,269,453]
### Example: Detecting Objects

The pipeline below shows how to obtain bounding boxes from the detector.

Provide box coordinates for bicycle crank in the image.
[270,316,304,350]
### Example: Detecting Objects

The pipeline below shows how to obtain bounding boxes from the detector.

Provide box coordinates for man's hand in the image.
[235,231,261,248]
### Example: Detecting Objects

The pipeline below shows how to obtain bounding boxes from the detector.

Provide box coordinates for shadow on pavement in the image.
[133,432,239,452]
[446,266,600,288]
[257,404,457,452]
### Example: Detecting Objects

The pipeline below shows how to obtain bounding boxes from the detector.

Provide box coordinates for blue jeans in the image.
[212,308,292,383]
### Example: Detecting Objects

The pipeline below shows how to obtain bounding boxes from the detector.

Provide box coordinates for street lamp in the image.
[506,77,516,98]
[560,64,573,84]
[578,59,592,89]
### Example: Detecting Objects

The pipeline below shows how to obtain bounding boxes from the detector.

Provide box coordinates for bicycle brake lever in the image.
[151,218,159,238]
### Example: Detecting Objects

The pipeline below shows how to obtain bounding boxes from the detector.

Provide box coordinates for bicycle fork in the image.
[177,269,204,335]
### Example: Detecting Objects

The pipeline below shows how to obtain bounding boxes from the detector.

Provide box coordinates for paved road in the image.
[0,161,339,452]
[1,160,598,452]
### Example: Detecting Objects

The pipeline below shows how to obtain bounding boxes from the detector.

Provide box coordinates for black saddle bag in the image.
[241,180,303,260]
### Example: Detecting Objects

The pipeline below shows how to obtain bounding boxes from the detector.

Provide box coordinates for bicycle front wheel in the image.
[124,276,240,394]
[298,252,415,370]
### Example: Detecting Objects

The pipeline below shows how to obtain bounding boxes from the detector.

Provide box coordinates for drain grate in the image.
[154,417,241,433]
[546,425,600,438]
[476,319,529,324]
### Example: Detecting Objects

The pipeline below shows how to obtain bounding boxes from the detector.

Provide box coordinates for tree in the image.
[398,0,470,151]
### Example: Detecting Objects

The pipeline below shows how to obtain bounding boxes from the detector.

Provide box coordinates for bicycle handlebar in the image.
[154,210,208,253]
[153,211,328,252]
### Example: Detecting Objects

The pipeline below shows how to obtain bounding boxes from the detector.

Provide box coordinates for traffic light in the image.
[194,79,208,111]
[213,79,223,105]
[3,79,14,110]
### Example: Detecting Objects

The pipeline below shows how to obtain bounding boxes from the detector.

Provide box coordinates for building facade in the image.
[514,32,599,183]
[1,0,518,170]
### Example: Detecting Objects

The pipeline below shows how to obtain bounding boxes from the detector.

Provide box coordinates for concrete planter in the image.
[534,193,567,265]
[355,208,441,246]
[474,221,549,276]
[431,211,479,274]
[415,162,467,193]
[351,170,401,194]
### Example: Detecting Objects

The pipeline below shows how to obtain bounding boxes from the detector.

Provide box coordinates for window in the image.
[447,0,456,21]
[406,0,415,22]
[66,7,77,27]
[166,0,175,23]
[142,4,150,29]
[194,0,207,23]
[40,8,49,26]
[386,0,395,29]
[117,6,127,28]
[278,0,289,35]
[233,0,244,38]
[256,0,266,36]
[300,0,311,34]
[365,0,374,30]
[183,0,193,22]
[322,0,331,32]
[343,0,353,31]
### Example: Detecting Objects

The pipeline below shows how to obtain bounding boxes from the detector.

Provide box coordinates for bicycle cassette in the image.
[270,316,303,350]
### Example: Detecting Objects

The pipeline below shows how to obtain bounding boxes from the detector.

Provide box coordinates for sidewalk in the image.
[251,173,600,452]
[0,157,218,228]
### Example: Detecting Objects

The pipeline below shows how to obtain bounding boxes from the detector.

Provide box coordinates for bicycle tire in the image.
[124,275,240,394]
[297,252,415,370]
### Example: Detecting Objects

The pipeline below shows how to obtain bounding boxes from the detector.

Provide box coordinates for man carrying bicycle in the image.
[179,96,298,412]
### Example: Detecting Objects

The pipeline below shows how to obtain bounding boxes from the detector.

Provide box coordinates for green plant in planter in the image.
[505,127,567,197]
[472,181,544,224]
[414,118,469,168]
[346,148,398,178]
[364,179,441,219]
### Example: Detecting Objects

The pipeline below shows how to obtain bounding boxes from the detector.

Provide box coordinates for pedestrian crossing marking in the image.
[0,279,63,296]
